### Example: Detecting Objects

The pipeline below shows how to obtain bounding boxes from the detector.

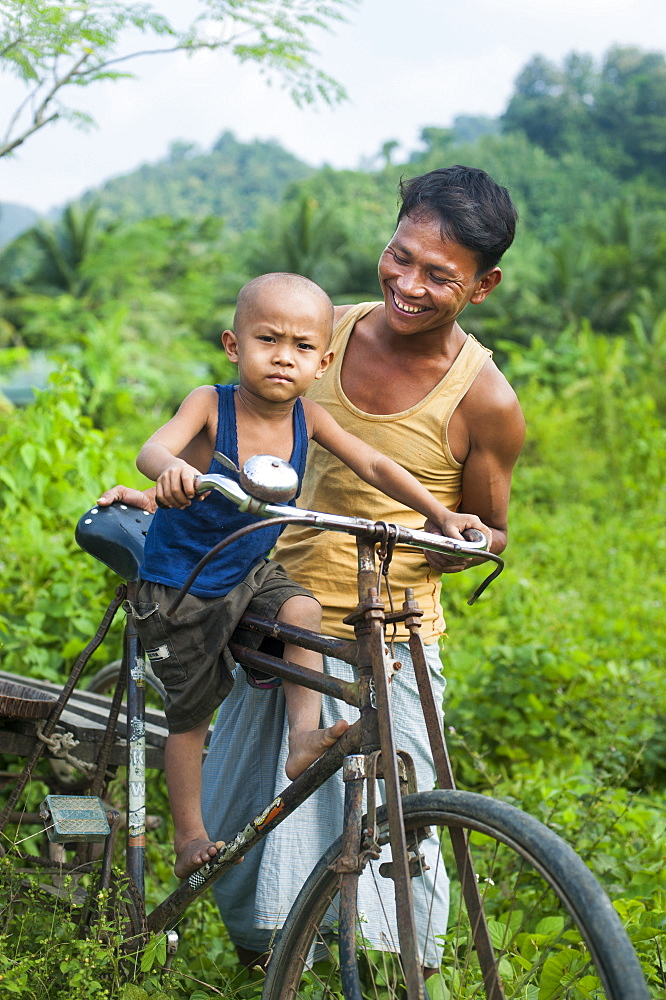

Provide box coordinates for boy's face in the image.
[222,286,333,404]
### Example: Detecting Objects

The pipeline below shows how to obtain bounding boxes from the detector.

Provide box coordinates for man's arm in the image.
[425,377,525,572]
[97,484,157,511]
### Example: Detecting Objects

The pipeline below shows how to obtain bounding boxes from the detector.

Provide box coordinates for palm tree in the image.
[27,201,104,296]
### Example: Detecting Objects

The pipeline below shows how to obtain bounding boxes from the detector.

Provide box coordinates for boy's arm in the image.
[305,400,491,543]
[137,386,217,509]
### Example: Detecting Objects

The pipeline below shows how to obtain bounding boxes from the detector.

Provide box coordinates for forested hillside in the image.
[80,130,315,232]
[0,42,664,1000]
[0,130,313,247]
[0,201,38,247]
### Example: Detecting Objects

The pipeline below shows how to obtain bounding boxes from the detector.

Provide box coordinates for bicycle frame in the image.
[137,531,504,1000]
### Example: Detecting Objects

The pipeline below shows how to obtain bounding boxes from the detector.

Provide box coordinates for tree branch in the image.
[0,111,59,157]
[0,35,25,59]
[0,50,91,156]
[0,0,354,158]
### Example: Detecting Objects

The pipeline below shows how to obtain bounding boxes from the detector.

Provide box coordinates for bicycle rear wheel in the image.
[263,789,648,1000]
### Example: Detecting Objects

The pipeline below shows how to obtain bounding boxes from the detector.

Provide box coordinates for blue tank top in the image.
[140,384,309,597]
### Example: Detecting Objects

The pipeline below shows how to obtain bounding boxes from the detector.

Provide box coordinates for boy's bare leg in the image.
[278,595,349,780]
[165,715,222,879]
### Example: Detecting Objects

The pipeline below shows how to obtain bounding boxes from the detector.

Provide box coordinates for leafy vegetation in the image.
[503,46,666,180]
[81,132,315,235]
[0,37,664,1000]
[0,0,357,158]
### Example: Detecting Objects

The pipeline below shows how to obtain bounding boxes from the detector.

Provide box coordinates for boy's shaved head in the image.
[222,270,334,401]
[234,272,333,338]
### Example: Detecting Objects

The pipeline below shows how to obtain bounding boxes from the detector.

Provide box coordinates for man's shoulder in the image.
[333,302,381,326]
[463,360,525,455]
[470,357,520,415]
[451,354,523,439]
[333,304,354,324]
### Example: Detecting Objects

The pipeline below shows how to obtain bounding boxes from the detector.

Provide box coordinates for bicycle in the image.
[0,456,650,1000]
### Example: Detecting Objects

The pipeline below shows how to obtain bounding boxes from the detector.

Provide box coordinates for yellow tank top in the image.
[274,302,492,642]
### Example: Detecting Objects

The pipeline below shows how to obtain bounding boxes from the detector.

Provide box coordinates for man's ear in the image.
[314,349,334,379]
[221,329,239,362]
[470,267,502,305]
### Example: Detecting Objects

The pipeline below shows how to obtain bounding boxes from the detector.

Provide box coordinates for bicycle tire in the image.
[263,789,648,1000]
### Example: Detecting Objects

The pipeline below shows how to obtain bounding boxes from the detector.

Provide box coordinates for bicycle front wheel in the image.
[263,789,648,1000]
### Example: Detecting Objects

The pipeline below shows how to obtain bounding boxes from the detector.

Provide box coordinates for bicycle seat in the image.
[75,502,153,581]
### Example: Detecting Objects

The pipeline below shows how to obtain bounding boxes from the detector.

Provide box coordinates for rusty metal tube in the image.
[339,757,365,1000]
[228,644,359,708]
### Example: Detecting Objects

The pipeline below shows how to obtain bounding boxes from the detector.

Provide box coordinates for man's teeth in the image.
[394,294,426,313]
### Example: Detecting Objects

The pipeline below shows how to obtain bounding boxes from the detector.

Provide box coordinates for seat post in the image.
[125,581,146,901]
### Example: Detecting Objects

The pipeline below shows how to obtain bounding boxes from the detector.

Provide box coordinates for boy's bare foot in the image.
[174,837,224,879]
[286,719,349,780]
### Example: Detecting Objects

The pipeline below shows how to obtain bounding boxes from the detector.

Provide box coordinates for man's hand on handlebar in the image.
[424,511,492,574]
[96,465,211,514]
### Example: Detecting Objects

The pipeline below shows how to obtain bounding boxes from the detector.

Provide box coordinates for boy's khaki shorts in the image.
[129,560,316,734]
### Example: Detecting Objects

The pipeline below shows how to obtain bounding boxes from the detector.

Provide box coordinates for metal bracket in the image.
[379,846,430,881]
[342,591,386,627]
[163,931,179,970]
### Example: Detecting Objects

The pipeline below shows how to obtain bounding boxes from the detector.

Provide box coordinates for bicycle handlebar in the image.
[194,472,492,556]
[177,472,504,613]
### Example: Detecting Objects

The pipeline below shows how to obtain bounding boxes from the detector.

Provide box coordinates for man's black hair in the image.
[398,166,518,275]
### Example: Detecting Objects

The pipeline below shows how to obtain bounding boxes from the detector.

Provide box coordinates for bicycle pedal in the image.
[40,795,111,844]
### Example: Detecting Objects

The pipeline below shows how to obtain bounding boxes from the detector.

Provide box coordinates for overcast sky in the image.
[1,0,664,214]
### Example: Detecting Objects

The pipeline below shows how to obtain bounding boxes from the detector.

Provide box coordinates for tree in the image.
[82,130,315,233]
[502,46,666,179]
[378,139,400,169]
[451,115,500,144]
[594,46,666,179]
[242,191,348,286]
[26,201,105,295]
[0,0,357,158]
[417,126,454,157]
[501,52,596,158]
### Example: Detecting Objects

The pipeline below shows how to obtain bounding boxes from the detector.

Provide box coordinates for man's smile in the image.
[390,288,429,315]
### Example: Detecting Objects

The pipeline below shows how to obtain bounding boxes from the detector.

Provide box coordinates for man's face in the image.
[377,213,501,337]
[222,287,333,404]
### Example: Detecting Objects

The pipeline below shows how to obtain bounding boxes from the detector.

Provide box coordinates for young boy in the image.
[131,272,489,879]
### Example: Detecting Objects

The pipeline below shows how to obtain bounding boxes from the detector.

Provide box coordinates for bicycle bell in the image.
[240,455,299,503]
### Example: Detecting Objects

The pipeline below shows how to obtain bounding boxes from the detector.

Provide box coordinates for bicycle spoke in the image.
[263,791,648,1000]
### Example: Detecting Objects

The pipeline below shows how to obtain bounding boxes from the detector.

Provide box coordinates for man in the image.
[99,165,525,970]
